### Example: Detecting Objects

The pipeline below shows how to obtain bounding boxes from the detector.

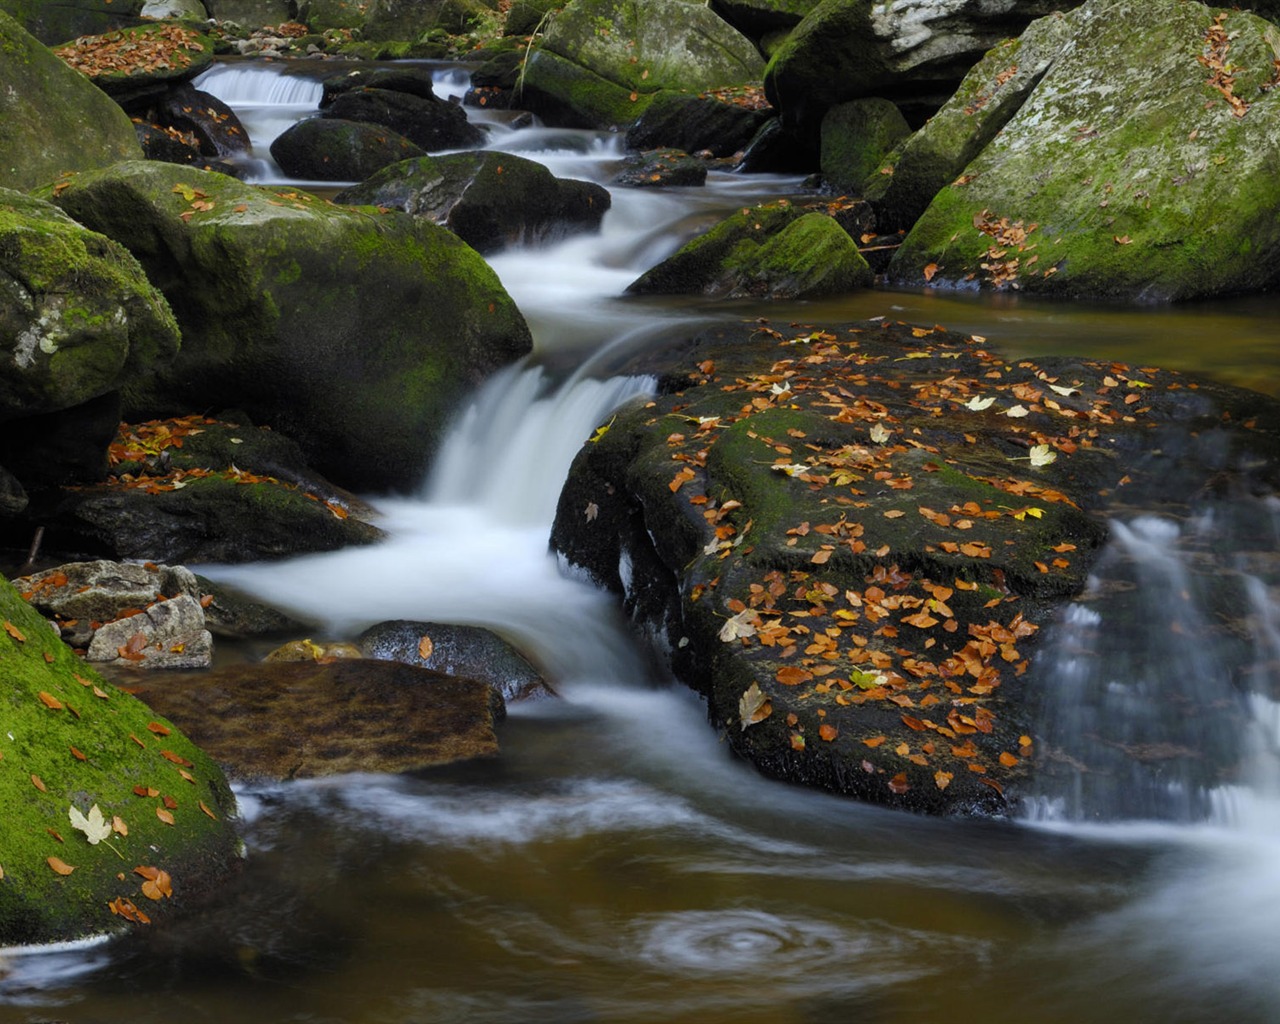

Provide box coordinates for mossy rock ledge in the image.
[549,319,1280,815]
[42,161,532,493]
[0,574,240,944]
[889,0,1280,301]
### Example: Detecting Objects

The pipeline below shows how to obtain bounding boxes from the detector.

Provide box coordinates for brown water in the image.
[3,61,1279,1024]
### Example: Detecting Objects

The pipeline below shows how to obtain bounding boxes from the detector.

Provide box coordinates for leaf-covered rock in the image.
[0,573,239,944]
[43,161,531,492]
[889,0,1280,301]
[550,318,1280,814]
[53,22,216,101]
[0,10,143,191]
[518,0,764,129]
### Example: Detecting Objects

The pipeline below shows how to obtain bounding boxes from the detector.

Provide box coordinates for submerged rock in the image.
[550,318,1280,814]
[129,659,505,781]
[359,619,555,703]
[890,0,1280,301]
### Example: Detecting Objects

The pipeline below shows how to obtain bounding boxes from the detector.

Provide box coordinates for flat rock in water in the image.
[130,659,505,781]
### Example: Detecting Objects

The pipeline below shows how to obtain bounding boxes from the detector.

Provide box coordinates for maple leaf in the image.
[719,609,758,642]
[70,804,125,858]
[738,682,772,729]
[868,422,891,444]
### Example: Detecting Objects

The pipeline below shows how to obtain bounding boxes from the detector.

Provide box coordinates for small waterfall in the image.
[1027,510,1280,823]
[192,63,326,107]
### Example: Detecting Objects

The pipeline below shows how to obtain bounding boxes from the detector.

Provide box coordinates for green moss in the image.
[0,576,238,944]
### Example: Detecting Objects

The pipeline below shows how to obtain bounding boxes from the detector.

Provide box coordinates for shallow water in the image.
[5,60,1279,1024]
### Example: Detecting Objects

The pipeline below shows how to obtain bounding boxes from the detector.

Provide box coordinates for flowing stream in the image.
[3,60,1280,1024]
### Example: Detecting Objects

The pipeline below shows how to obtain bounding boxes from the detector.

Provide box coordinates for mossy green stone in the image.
[44,161,530,492]
[890,0,1280,301]
[0,188,179,420]
[0,575,239,944]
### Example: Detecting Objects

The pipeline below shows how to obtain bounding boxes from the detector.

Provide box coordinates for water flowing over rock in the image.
[518,0,765,129]
[0,11,143,191]
[44,161,532,492]
[337,150,611,254]
[624,91,772,158]
[763,0,1085,138]
[130,659,506,782]
[0,573,239,944]
[321,85,485,152]
[890,0,1280,301]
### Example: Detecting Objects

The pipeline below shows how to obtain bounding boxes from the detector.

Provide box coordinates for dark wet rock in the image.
[504,0,563,36]
[710,0,820,40]
[736,116,818,174]
[0,573,239,945]
[0,391,123,490]
[193,575,314,639]
[0,464,27,515]
[321,87,485,152]
[550,319,1280,814]
[321,65,443,105]
[626,201,871,300]
[129,659,505,781]
[44,161,530,493]
[271,117,426,181]
[358,619,555,703]
[337,150,610,254]
[136,120,207,165]
[625,91,772,159]
[152,84,252,159]
[614,149,708,189]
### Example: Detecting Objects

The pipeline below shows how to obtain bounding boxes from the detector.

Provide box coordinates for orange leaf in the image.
[819,724,838,742]
[888,772,910,794]
[776,665,813,686]
[38,691,64,710]
[862,735,887,748]
[934,770,953,790]
[31,774,46,792]
[133,785,159,797]
[70,746,87,762]
[160,750,192,767]
[146,721,171,736]
[417,635,434,659]
[4,620,26,642]
[923,262,940,282]
[155,807,175,826]
[999,751,1019,767]
[199,800,217,820]
[46,856,75,876]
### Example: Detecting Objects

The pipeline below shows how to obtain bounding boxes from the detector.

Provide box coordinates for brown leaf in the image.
[38,691,64,710]
[47,856,75,876]
[818,724,838,742]
[146,721,171,737]
[160,750,192,767]
[198,800,217,820]
[155,807,175,826]
[70,746,87,762]
[4,620,26,642]
[417,635,434,660]
[31,774,47,792]
[934,770,954,790]
[776,665,813,686]
[999,751,1019,767]
[888,772,910,794]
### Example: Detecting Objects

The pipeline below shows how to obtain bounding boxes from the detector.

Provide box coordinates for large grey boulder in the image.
[518,0,765,129]
[44,161,531,492]
[890,0,1280,301]
[0,10,142,192]
[763,0,1085,141]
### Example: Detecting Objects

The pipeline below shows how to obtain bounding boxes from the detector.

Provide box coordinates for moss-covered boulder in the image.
[359,0,498,39]
[0,189,179,423]
[0,11,143,192]
[627,202,871,299]
[0,573,239,944]
[44,161,531,492]
[890,0,1280,301]
[861,9,1078,233]
[819,97,910,193]
[518,0,765,129]
[270,117,426,181]
[763,0,1083,144]
[204,0,291,29]
[53,22,216,102]
[710,0,820,41]
[504,0,563,36]
[0,0,149,45]
[337,150,610,254]
[550,318,1280,814]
